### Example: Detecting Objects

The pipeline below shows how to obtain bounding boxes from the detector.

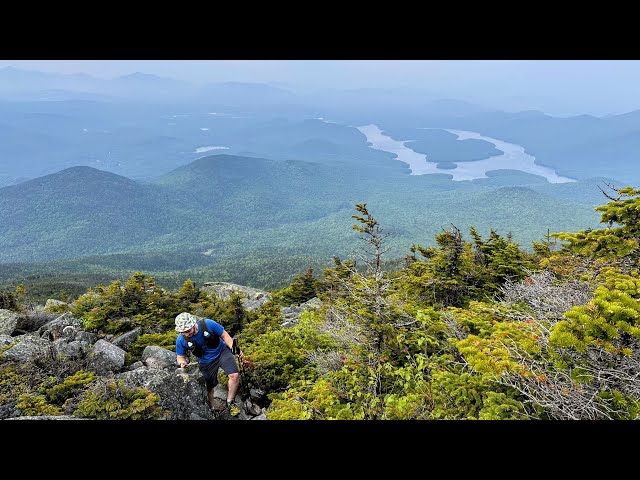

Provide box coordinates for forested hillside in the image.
[2,185,639,420]
[0,153,605,283]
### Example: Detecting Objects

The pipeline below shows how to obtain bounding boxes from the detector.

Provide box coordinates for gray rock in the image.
[201,282,271,311]
[282,305,303,316]
[44,299,68,312]
[212,383,229,401]
[117,366,212,420]
[0,402,19,419]
[37,313,83,341]
[88,339,126,373]
[129,361,144,370]
[245,400,262,416]
[0,309,22,336]
[0,334,15,347]
[62,325,76,339]
[142,345,176,370]
[2,334,54,362]
[112,328,142,351]
[249,387,265,401]
[241,298,268,311]
[279,297,322,328]
[75,331,97,344]
[53,339,90,359]
[301,297,321,310]
[16,307,57,333]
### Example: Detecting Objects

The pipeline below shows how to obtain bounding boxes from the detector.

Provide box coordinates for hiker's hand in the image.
[179,362,188,368]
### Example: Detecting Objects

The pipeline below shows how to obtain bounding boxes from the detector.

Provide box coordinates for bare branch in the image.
[499,269,593,324]
[495,328,640,419]
[598,182,620,201]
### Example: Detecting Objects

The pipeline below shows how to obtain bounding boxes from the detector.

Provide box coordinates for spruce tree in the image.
[554,185,640,262]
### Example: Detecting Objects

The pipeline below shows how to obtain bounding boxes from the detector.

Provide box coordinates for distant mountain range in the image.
[1,67,639,188]
[0,67,298,106]
[0,67,636,287]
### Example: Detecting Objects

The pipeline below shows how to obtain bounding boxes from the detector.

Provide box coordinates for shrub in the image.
[16,393,64,416]
[74,379,167,419]
[38,370,95,404]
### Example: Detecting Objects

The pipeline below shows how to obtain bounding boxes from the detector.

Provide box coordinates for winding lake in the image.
[357,124,575,183]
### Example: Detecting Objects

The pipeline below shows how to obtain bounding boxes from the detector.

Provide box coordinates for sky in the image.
[1,60,640,115]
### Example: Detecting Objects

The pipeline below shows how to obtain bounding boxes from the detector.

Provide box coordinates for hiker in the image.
[174,312,244,416]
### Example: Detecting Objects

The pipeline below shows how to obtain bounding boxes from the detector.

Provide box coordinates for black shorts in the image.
[199,346,239,392]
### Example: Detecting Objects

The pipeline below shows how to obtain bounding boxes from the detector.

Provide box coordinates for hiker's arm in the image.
[221,330,234,350]
[176,354,188,368]
[221,330,243,359]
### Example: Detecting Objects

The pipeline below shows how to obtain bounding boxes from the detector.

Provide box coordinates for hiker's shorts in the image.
[199,346,239,392]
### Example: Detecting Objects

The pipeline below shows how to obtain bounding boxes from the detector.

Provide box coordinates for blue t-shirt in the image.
[175,318,226,365]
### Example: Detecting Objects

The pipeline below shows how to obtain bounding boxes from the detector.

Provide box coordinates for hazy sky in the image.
[1,60,639,115]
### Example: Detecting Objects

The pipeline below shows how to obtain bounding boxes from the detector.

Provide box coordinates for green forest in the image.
[2,184,639,420]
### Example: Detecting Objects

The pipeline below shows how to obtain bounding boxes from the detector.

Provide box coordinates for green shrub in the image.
[0,365,27,404]
[38,370,95,404]
[0,284,26,311]
[16,393,64,416]
[74,379,167,419]
[44,301,70,314]
[272,266,323,306]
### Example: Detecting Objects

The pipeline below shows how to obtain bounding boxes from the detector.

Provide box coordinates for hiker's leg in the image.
[227,372,240,403]
[219,347,240,403]
[200,360,221,409]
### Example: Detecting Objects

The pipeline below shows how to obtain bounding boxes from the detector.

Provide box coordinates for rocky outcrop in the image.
[117,366,212,420]
[88,339,126,374]
[112,328,141,351]
[2,334,55,362]
[201,282,271,311]
[53,338,91,360]
[37,313,83,341]
[0,281,306,420]
[0,308,267,421]
[142,345,175,370]
[44,299,68,313]
[281,297,321,328]
[0,309,23,336]
[16,307,57,333]
[76,331,97,344]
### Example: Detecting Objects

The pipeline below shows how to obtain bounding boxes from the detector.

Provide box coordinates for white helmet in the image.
[175,312,198,333]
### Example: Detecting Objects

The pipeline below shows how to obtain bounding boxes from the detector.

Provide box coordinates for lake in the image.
[357,124,575,183]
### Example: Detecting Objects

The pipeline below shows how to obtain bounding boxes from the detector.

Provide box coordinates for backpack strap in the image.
[199,319,210,337]
[199,318,221,349]
[185,320,208,353]
[187,319,220,358]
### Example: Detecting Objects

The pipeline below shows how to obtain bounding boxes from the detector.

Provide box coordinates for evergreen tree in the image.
[274,265,323,306]
[532,228,558,259]
[407,225,469,307]
[307,204,421,419]
[554,185,640,262]
[219,292,249,335]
